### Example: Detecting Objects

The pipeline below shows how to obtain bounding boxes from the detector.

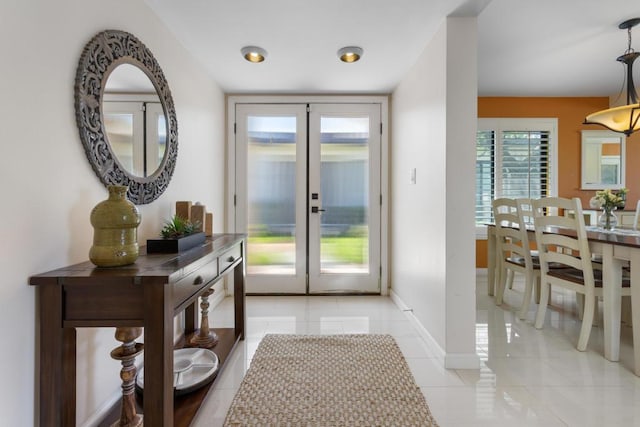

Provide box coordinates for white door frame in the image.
[226,95,389,295]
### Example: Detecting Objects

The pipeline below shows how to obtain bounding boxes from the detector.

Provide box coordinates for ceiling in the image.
[145,0,640,97]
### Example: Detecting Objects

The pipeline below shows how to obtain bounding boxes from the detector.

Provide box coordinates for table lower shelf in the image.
[98,327,240,427]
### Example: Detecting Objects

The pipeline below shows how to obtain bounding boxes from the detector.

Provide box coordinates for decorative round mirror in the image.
[74,30,178,204]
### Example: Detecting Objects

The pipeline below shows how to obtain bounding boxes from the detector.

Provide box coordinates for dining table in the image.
[486,222,640,375]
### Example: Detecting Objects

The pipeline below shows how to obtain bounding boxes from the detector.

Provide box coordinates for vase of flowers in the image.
[599,209,618,230]
[589,188,627,230]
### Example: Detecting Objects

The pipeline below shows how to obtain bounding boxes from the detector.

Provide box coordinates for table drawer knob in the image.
[193,275,204,286]
[227,256,235,262]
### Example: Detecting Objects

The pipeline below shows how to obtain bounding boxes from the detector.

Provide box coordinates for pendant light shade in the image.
[584,18,640,136]
[584,104,640,136]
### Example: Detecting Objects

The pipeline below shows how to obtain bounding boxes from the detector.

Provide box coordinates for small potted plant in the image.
[147,215,206,253]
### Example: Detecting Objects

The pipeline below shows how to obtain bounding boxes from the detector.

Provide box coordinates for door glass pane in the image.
[320,116,369,274]
[104,113,139,175]
[145,103,166,176]
[247,116,297,275]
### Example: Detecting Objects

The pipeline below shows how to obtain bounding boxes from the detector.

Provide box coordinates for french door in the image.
[234,102,381,294]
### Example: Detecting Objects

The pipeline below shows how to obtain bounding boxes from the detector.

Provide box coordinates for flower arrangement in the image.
[589,188,628,213]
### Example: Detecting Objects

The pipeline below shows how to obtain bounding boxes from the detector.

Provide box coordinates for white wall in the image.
[391,17,478,368]
[0,1,225,425]
[445,18,479,363]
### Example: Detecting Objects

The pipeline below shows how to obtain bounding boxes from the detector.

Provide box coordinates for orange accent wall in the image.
[476,97,640,267]
[476,239,488,268]
[601,143,620,155]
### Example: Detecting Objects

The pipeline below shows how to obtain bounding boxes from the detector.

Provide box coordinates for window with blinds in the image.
[475,119,557,228]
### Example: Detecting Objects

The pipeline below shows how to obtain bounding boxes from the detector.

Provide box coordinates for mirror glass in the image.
[75,30,178,205]
[103,64,167,177]
[581,130,626,190]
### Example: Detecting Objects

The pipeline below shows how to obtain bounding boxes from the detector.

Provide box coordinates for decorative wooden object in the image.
[110,327,144,427]
[190,204,206,232]
[175,201,192,221]
[190,288,219,348]
[205,212,213,237]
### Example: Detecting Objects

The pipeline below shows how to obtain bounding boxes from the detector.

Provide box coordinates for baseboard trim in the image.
[390,290,446,360]
[390,290,480,370]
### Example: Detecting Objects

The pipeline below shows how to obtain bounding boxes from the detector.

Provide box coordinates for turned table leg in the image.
[190,288,219,348]
[110,327,144,427]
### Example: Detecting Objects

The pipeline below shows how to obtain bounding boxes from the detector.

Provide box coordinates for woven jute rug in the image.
[223,334,439,426]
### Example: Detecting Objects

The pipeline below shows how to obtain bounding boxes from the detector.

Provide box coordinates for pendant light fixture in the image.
[584,18,640,136]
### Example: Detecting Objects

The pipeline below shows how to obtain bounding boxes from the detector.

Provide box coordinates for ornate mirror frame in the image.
[74,30,178,204]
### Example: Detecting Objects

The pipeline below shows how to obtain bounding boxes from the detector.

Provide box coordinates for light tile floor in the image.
[192,273,640,426]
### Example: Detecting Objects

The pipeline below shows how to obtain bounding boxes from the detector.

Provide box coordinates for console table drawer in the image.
[172,261,219,305]
[219,244,241,273]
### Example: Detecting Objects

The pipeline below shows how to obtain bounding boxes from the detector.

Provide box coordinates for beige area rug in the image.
[224,334,439,426]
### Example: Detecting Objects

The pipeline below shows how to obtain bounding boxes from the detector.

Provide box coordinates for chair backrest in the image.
[516,198,535,226]
[492,198,533,267]
[531,197,595,287]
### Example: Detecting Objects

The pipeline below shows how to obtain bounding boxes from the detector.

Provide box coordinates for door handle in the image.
[311,206,326,213]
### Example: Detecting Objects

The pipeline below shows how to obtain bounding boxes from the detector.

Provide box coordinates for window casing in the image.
[476,118,558,238]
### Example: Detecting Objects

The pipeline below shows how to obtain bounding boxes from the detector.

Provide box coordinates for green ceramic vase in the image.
[89,185,141,267]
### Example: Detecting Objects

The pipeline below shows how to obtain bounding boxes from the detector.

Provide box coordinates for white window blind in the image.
[475,130,494,226]
[476,119,557,231]
[499,130,549,199]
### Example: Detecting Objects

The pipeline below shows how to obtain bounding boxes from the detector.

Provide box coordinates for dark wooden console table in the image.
[29,233,246,427]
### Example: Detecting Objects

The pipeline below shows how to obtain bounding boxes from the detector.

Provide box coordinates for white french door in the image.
[307,104,381,293]
[235,104,308,293]
[234,102,381,294]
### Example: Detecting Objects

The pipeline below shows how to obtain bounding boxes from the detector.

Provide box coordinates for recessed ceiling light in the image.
[337,46,363,63]
[241,46,267,63]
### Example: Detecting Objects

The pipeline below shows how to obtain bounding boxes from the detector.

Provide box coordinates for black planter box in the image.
[146,232,206,254]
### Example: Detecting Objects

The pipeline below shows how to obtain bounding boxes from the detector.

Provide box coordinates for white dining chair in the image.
[492,198,539,320]
[532,197,632,351]
[516,198,542,302]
